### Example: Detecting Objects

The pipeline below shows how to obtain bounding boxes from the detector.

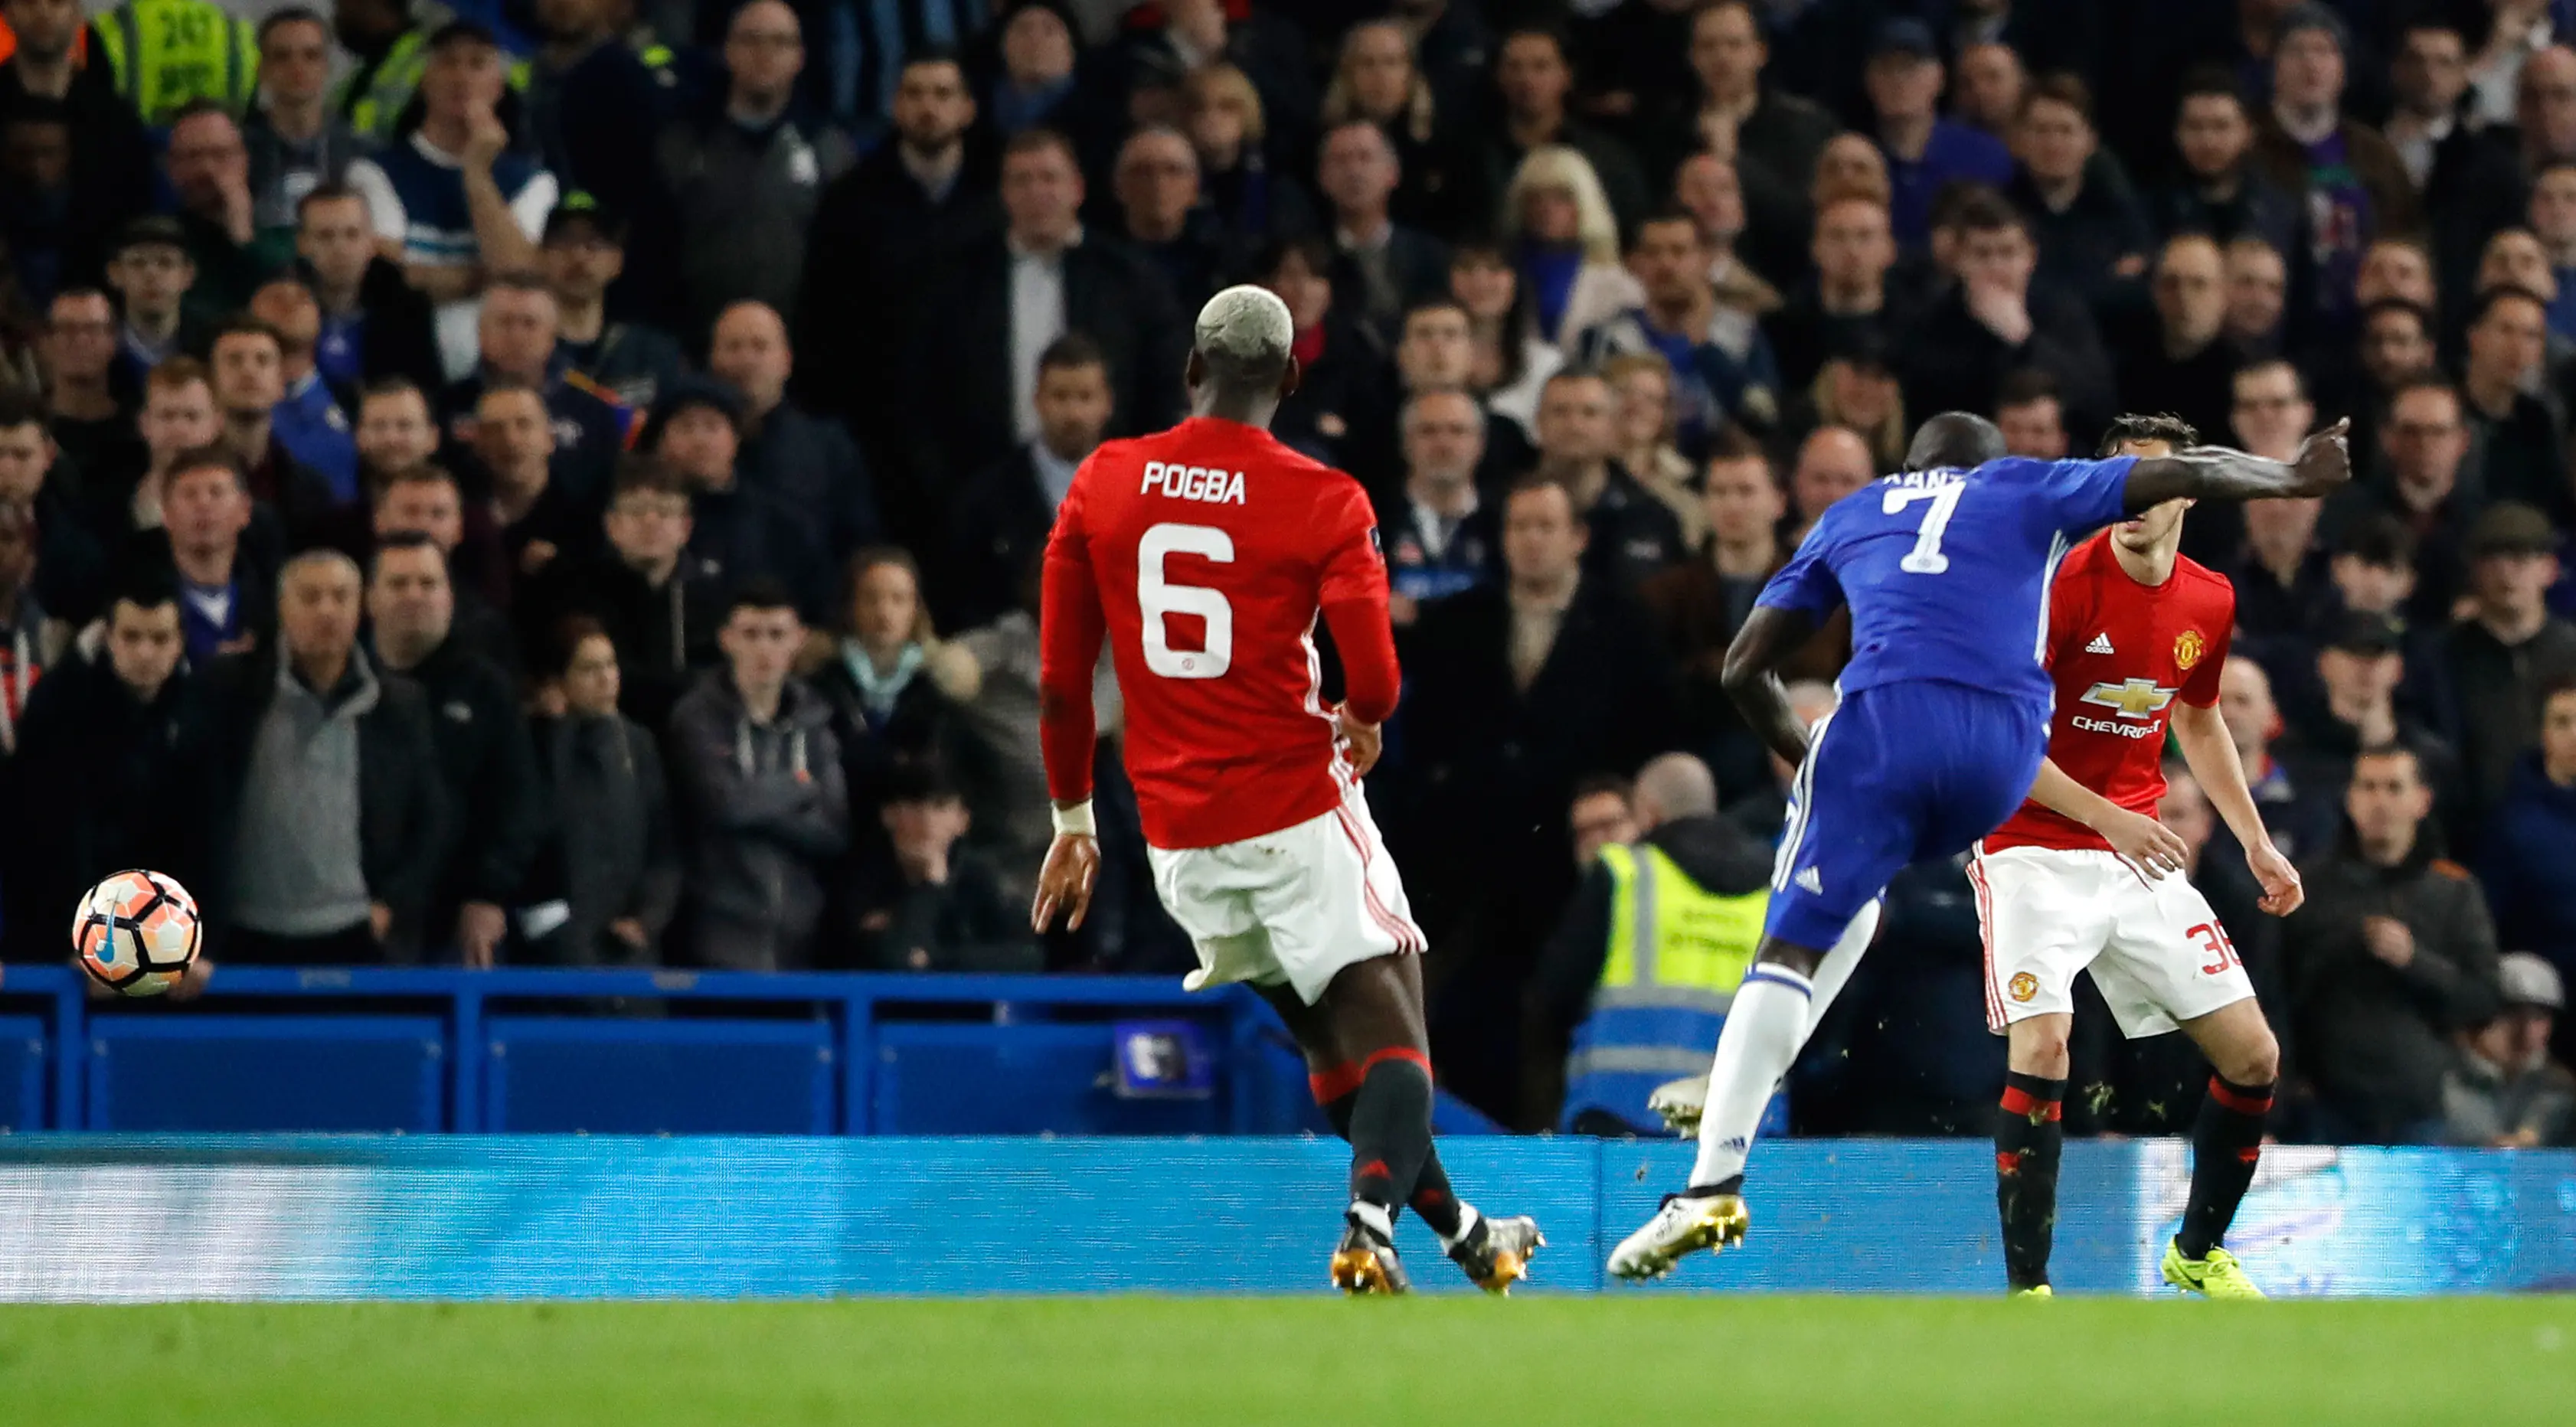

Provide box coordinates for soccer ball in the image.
[72,870,202,997]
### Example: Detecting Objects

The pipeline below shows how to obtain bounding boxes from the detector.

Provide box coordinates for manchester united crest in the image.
[2174,629,2207,671]
[2008,972,2039,1003]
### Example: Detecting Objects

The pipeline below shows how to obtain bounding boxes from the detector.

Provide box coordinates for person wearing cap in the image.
[2281,606,2465,836]
[344,20,559,383]
[2312,511,2458,736]
[87,0,258,127]
[1763,190,1900,396]
[103,216,205,391]
[2253,5,2419,331]
[2447,501,2576,818]
[641,377,827,622]
[2284,741,2503,1144]
[538,193,684,411]
[1862,17,2012,250]
[2440,951,2575,1146]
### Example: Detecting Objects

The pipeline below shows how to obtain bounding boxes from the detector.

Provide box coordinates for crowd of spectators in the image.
[0,0,2573,1143]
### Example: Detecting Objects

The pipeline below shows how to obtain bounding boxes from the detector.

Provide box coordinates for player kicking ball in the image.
[1607,410,2349,1283]
[1978,415,2299,1300]
[1031,286,1542,1295]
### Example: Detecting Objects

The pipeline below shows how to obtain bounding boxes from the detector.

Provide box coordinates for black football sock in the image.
[1994,1071,2066,1290]
[1319,1076,1466,1238]
[1345,1050,1437,1225]
[2177,1075,2274,1259]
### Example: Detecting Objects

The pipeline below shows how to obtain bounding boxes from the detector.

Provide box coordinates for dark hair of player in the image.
[2098,413,2199,456]
[724,578,800,622]
[1037,332,1107,375]
[1904,412,2006,472]
[2331,511,2418,570]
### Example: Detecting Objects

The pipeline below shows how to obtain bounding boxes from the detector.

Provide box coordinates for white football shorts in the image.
[1146,782,1425,1006]
[1968,843,2257,1037]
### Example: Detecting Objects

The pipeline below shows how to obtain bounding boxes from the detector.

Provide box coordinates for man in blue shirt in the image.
[1864,19,2014,250]
[250,278,360,502]
[1610,409,2353,1282]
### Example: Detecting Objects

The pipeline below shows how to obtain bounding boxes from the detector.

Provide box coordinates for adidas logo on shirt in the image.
[2085,633,2115,655]
[1793,867,1823,894]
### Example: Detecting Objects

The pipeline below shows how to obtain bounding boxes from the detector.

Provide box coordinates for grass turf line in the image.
[4,1298,2573,1425]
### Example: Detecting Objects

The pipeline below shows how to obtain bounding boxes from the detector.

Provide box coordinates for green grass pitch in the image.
[5,1297,2573,1425]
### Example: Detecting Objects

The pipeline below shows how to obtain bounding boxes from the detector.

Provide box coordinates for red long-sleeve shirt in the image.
[1038,416,1400,849]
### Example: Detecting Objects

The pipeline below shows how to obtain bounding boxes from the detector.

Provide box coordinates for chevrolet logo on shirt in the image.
[2080,678,2177,720]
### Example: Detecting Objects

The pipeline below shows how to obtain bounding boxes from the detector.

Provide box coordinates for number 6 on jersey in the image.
[1139,522,1234,679]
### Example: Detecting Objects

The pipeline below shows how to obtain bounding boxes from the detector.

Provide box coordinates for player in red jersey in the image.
[1029,286,1542,1295]
[1972,415,2304,1300]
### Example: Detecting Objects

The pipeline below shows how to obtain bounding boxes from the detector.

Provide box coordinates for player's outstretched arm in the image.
[1721,606,1821,766]
[2024,759,2188,878]
[2120,419,2350,512]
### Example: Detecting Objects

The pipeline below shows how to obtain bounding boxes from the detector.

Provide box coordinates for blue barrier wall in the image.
[2,1137,2569,1300]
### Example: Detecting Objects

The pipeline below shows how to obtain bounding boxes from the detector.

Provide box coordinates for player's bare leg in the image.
[1995,1012,2073,1295]
[2162,998,2279,1299]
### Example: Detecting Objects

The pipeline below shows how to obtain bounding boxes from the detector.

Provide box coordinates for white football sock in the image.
[1688,965,1816,1190]
[1440,1203,1482,1250]
[1802,899,1882,1035]
[1348,1200,1393,1239]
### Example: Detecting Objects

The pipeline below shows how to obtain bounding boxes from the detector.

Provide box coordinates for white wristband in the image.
[1051,799,1097,838]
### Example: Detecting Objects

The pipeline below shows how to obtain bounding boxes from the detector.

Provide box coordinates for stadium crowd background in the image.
[0,0,2571,1145]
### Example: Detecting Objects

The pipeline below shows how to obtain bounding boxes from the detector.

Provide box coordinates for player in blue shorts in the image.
[1607,410,2349,1280]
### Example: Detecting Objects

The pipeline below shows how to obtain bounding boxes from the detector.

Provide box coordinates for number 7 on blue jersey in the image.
[1882,481,1966,575]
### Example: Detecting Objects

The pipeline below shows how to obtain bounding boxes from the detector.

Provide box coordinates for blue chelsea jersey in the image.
[1756,455,2137,712]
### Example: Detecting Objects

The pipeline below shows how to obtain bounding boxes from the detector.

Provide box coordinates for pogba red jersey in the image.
[1983,534,2234,854]
[1038,416,1399,850]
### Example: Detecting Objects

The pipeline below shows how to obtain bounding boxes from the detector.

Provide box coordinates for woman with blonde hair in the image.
[1601,354,1703,549]
[1183,62,1316,240]
[1320,20,1487,237]
[1499,145,1641,348]
[1796,346,1908,471]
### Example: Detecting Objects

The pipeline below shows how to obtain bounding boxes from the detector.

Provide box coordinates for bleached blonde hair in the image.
[1195,285,1294,377]
[1500,145,1623,266]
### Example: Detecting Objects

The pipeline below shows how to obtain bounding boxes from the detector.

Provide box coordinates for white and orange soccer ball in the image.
[71,870,202,996]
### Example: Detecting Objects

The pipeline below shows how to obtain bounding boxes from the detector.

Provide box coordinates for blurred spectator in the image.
[1863,18,2012,251]
[0,499,36,738]
[710,300,878,564]
[519,616,678,965]
[1640,427,1784,794]
[2385,22,2467,188]
[2328,377,2479,623]
[2153,69,2299,258]
[0,390,96,644]
[1994,367,2070,461]
[1108,0,1314,175]
[352,377,442,492]
[526,455,719,730]
[525,0,670,232]
[540,195,687,412]
[2506,44,2576,176]
[472,379,590,584]
[110,360,224,553]
[2222,235,2290,355]
[905,128,1181,542]
[1319,18,1486,242]
[0,0,154,273]
[149,445,273,669]
[843,760,1031,971]
[1672,152,1782,321]
[1951,40,2025,141]
[2359,235,2441,315]
[2287,743,2502,1144]
[1783,423,1874,547]
[656,0,848,343]
[244,9,359,275]
[1575,211,1780,462]
[1499,144,1639,350]
[1179,61,1316,245]
[2255,8,2417,332]
[2482,676,2576,1011]
[439,271,633,505]
[2214,655,2337,870]
[2006,73,2150,314]
[2221,470,2328,657]
[644,378,827,619]
[296,183,443,399]
[1382,388,1495,628]
[1659,0,1835,283]
[2,96,83,314]
[1253,234,1389,473]
[1112,125,1229,313]
[1317,118,1447,349]
[987,0,1080,139]
[1449,239,1561,439]
[2533,162,2576,338]
[1898,191,2113,438]
[940,332,1105,633]
[946,547,1105,912]
[1600,355,1695,547]
[799,51,999,445]
[2460,286,2571,522]
[1348,292,1534,500]
[1488,26,1646,243]
[1532,368,1684,590]
[2229,355,2313,462]
[105,217,203,387]
[247,279,359,503]
[1785,329,1907,474]
[208,317,338,546]
[667,579,848,971]
[2395,19,2525,304]
[90,0,257,126]
[2443,952,2575,1147]
[345,21,560,380]
[368,531,541,965]
[1765,191,1899,394]
[39,289,139,482]
[811,547,974,821]
[366,462,517,670]
[0,573,204,960]
[2319,514,2456,739]
[2449,503,2576,818]
[1566,774,1638,873]
[2113,234,2238,454]
[1723,677,1836,842]
[204,549,449,964]
[329,0,440,145]
[2351,297,2437,453]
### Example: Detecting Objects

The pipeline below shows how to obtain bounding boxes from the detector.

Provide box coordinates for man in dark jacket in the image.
[199,550,450,963]
[522,455,724,732]
[0,574,207,961]
[2286,744,2502,1143]
[665,581,848,970]
[708,301,879,563]
[1898,191,2114,439]
[938,333,1107,634]
[520,616,680,965]
[2446,503,2576,825]
[641,379,829,621]
[841,760,1031,971]
[368,533,542,966]
[296,182,443,400]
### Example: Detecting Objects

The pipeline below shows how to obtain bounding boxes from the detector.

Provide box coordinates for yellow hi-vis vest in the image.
[92,0,258,126]
[334,10,534,146]
[1558,841,1767,1131]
